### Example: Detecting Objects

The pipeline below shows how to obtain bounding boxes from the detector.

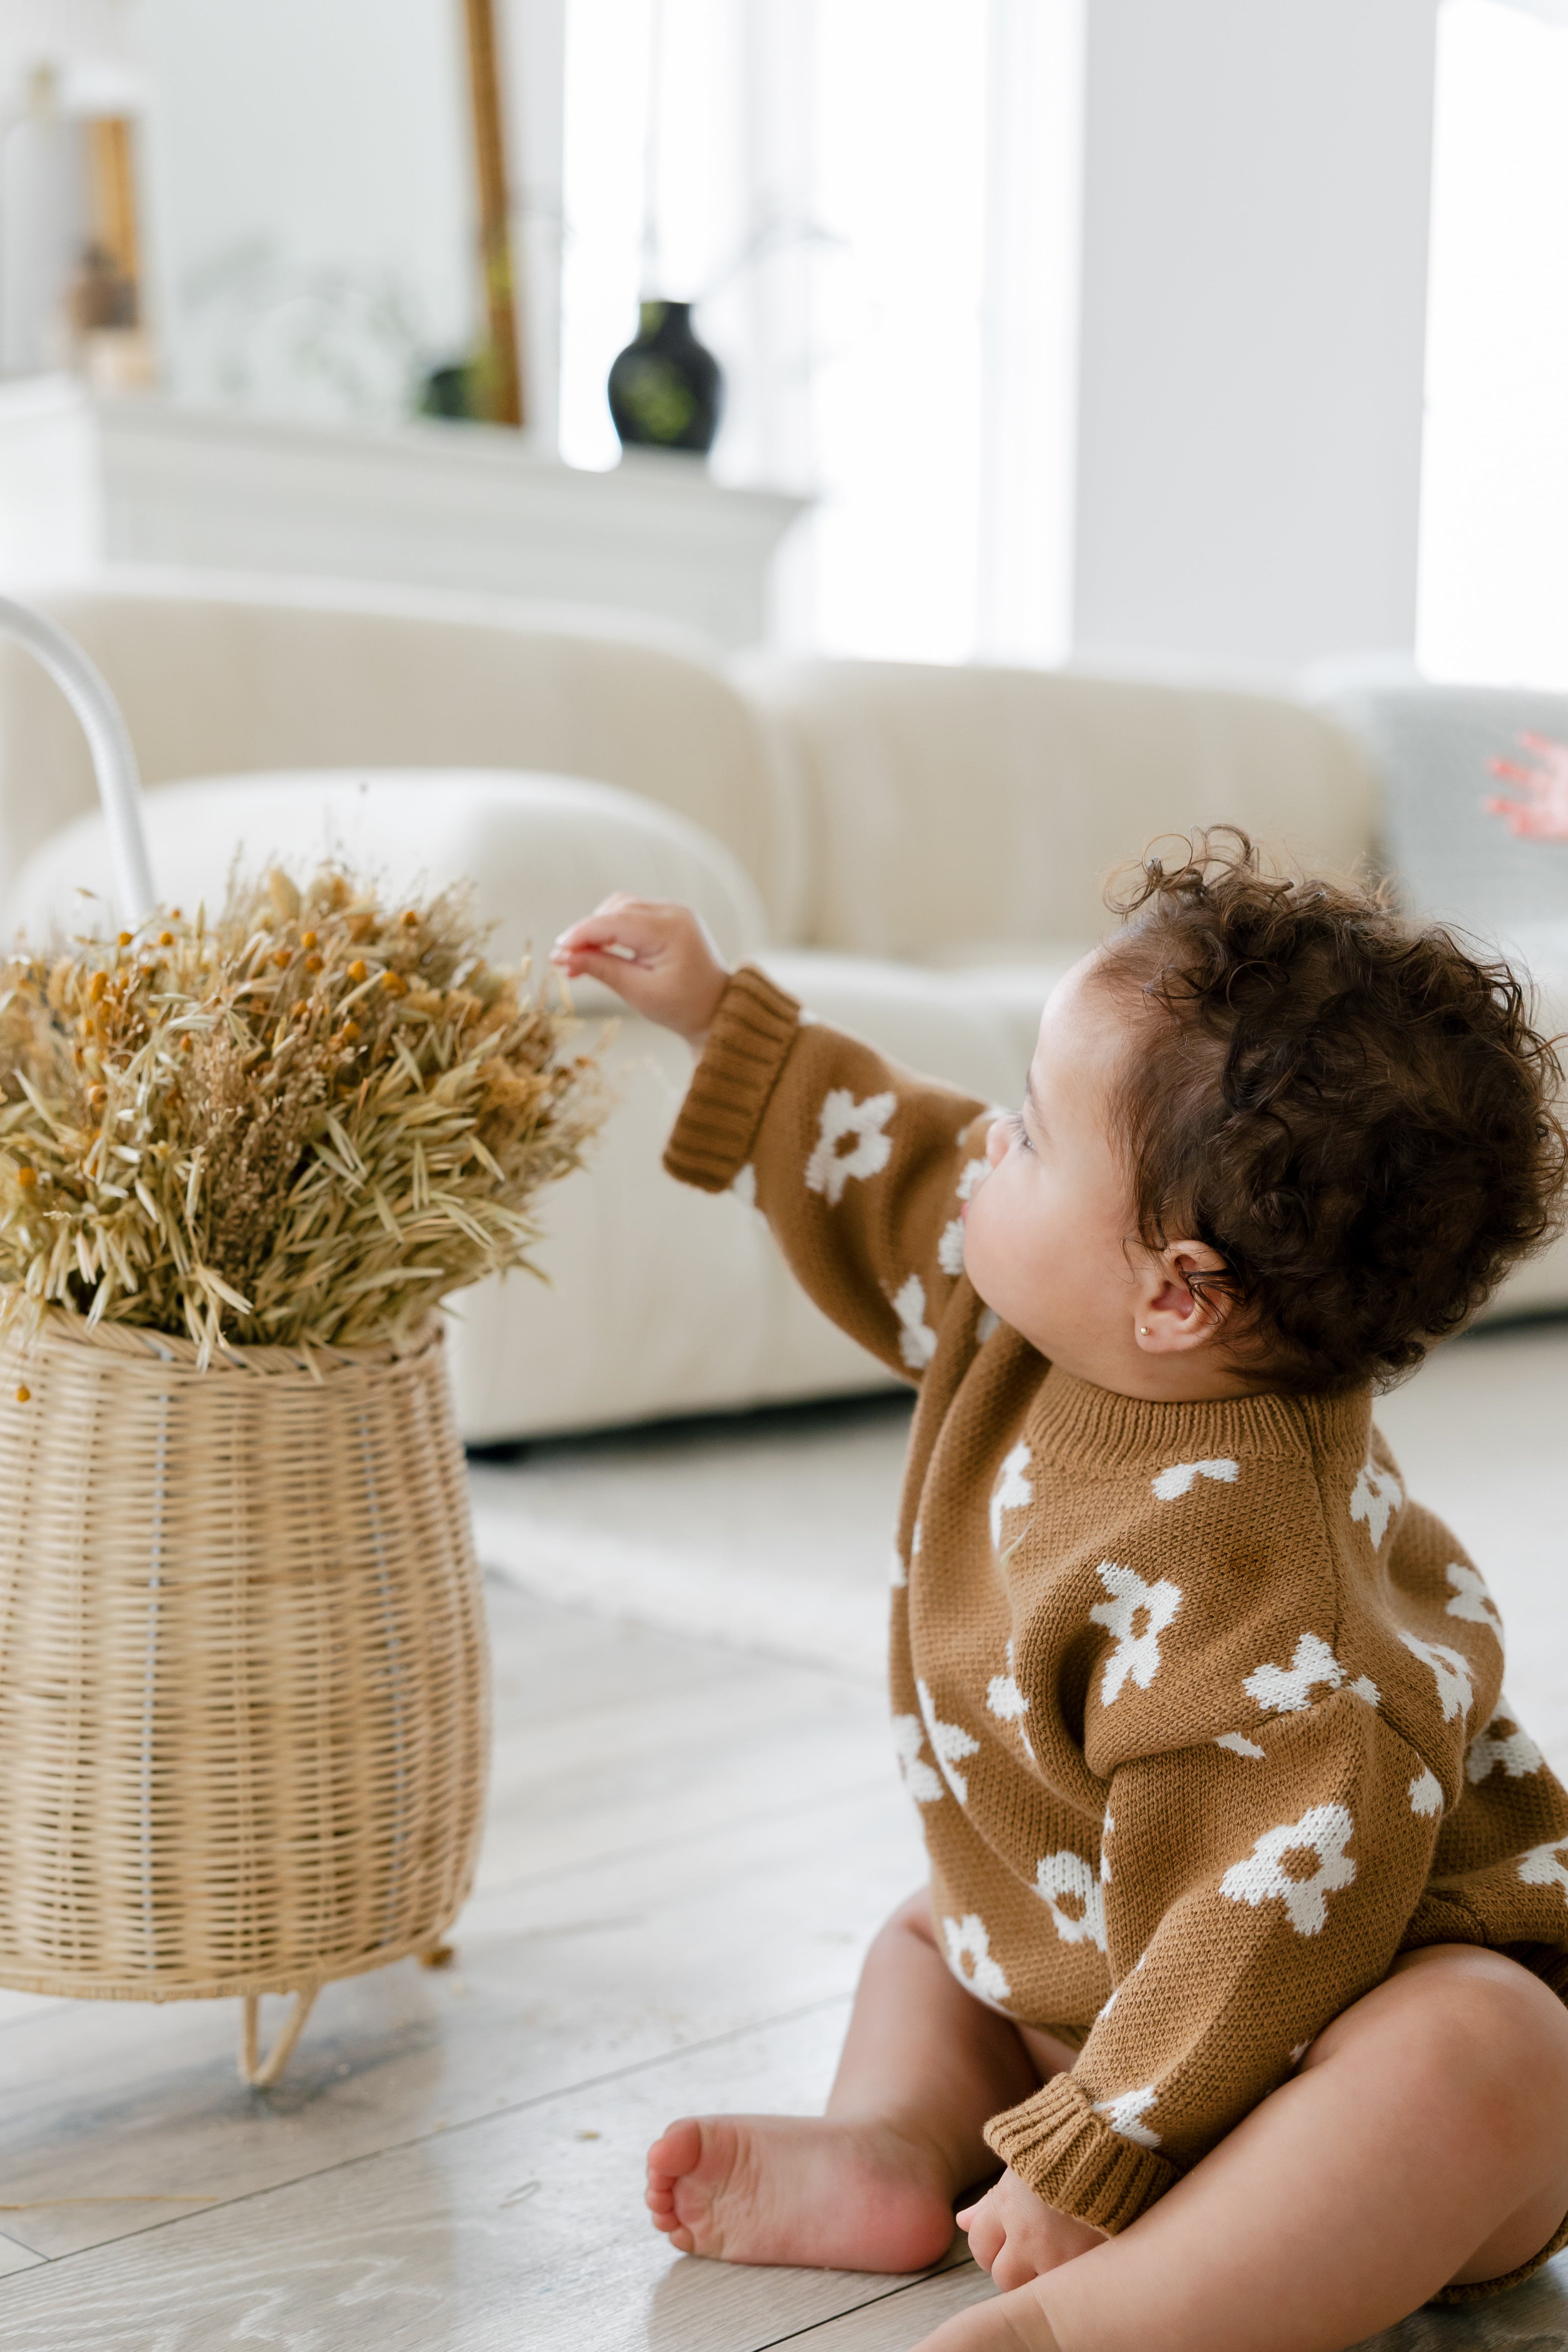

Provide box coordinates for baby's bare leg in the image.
[646,1889,1044,2270]
[918,1944,1568,2352]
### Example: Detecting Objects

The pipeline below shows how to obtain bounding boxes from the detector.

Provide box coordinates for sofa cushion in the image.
[761,946,1086,1105]
[0,586,809,938]
[0,768,770,999]
[744,657,1378,957]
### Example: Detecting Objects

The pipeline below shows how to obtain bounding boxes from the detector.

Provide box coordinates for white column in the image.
[1071,0,1440,681]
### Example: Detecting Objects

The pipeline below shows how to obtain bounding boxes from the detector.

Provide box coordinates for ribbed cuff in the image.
[984,2075,1179,2236]
[662,964,803,1193]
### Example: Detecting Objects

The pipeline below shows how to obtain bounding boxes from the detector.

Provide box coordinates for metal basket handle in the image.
[0,595,155,929]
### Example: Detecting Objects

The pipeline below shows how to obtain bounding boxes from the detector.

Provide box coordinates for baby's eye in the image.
[1009,1112,1033,1153]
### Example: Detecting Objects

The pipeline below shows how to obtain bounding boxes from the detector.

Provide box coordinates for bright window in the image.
[1419,0,1568,686]
[560,0,1083,662]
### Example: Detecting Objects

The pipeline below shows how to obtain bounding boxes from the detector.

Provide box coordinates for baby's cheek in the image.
[960,1184,1019,1308]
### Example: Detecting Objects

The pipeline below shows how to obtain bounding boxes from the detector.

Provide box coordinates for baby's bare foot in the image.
[645,2112,957,2271]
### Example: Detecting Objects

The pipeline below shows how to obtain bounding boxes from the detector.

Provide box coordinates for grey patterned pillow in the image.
[1319,683,1568,961]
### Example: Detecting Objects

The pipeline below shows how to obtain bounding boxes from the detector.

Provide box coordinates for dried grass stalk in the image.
[0,866,604,1357]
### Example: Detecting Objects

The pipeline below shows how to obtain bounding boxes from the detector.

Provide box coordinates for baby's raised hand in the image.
[551,896,730,1045]
[956,2166,1105,2291]
[1485,732,1568,840]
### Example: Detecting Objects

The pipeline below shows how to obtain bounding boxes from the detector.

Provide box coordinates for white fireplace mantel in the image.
[0,378,807,650]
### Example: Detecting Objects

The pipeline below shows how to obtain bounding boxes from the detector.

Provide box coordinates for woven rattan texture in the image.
[0,1310,488,2001]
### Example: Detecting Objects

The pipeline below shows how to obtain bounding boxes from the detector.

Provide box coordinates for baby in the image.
[553,835,1568,2352]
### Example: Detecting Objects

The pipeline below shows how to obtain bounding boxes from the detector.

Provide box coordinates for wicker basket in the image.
[0,1308,488,2083]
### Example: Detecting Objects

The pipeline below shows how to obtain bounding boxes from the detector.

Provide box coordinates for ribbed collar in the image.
[1028,1364,1374,1473]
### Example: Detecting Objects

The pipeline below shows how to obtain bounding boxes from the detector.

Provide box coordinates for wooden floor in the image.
[0,1569,1565,2348]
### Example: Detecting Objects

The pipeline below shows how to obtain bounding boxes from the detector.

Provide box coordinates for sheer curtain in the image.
[1419,0,1568,687]
[559,0,1083,663]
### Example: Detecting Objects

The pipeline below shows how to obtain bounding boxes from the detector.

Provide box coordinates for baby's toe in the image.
[646,2116,704,2180]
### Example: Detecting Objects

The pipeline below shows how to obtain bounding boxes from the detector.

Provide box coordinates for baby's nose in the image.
[985,1116,1011,1167]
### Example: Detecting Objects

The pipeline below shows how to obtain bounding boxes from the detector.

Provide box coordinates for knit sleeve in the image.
[984,1689,1443,2231]
[663,964,992,1378]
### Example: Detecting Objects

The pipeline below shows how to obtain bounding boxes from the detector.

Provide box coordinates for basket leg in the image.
[239,1989,318,2089]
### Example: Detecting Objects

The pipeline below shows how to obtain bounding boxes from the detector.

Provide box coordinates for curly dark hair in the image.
[1098,829,1568,1393]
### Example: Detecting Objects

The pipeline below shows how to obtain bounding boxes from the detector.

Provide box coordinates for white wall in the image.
[1071,0,1440,681]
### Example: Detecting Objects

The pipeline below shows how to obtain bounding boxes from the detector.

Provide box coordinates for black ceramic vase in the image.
[607,300,723,455]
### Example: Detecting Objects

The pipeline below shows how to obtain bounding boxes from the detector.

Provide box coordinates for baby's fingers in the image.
[552,896,669,966]
[956,2188,1007,2275]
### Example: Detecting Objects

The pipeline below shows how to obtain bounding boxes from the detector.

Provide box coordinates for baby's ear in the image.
[1135,1241,1238,1353]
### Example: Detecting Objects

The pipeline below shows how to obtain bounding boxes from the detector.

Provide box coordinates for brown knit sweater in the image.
[665,966,1568,2236]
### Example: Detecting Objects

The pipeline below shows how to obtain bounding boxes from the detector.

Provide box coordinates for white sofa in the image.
[1,580,1561,1441]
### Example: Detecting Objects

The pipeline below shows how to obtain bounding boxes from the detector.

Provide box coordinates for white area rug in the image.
[469,1392,913,1684]
[470,1323,1568,1750]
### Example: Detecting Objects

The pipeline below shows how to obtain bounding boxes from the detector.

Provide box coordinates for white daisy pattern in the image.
[1150,1456,1240,1503]
[1349,1458,1403,1550]
[1215,1731,1267,1760]
[937,1156,992,1276]
[989,1441,1033,1551]
[1219,1803,1357,1936]
[730,1162,758,1208]
[891,1714,943,1807]
[1243,1631,1380,1716]
[1035,1850,1108,1951]
[1467,1703,1545,1785]
[943,1912,1011,2004]
[889,1545,907,1591]
[1090,1562,1183,1704]
[805,1088,896,1206]
[1445,1562,1503,1635]
[975,1307,1002,1346]
[1408,1768,1444,1817]
[891,1274,938,1371]
[917,1678,980,1804]
[1519,1839,1568,1906]
[1398,1631,1475,1724]
[986,1641,1034,1760]
[1093,2086,1162,2150]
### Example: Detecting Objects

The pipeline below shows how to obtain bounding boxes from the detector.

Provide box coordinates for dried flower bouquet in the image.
[0,866,603,1357]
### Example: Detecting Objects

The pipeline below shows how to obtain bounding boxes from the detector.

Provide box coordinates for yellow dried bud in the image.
[15,1167,35,1187]
[348,960,368,984]
[90,971,107,1002]
[88,1085,107,1107]
[272,948,291,969]
[117,931,133,947]
[301,930,318,949]
[381,970,407,996]
[305,953,324,974]
[14,1386,29,1404]
[341,1018,361,1043]
[400,909,420,928]
[158,931,174,947]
